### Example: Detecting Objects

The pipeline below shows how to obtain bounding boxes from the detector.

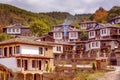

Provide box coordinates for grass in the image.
[73,71,105,80]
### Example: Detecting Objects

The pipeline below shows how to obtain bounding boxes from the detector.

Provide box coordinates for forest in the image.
[0,3,120,41]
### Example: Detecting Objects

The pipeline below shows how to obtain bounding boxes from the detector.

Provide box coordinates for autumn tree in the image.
[91,7,108,23]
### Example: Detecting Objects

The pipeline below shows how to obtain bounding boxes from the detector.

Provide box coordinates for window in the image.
[8,29,10,32]
[38,61,41,70]
[4,47,7,57]
[16,46,20,54]
[89,31,94,37]
[57,46,61,51]
[17,59,21,67]
[46,48,48,51]
[13,29,15,32]
[32,60,36,68]
[96,42,98,47]
[16,29,19,32]
[71,32,77,37]
[101,29,106,34]
[39,47,43,54]
[0,48,2,55]
[92,42,95,47]
[104,29,106,34]
[55,32,61,37]
[89,44,90,48]
[9,47,12,56]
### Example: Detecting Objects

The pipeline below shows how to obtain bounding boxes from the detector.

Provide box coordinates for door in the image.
[96,60,101,69]
[24,60,28,70]
[38,61,41,70]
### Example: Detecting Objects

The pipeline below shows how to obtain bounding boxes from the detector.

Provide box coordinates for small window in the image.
[96,42,98,47]
[32,60,36,68]
[13,29,15,32]
[57,46,61,51]
[17,59,21,67]
[16,29,19,32]
[0,48,2,55]
[89,44,90,48]
[46,48,48,51]
[16,46,20,54]
[46,61,48,64]
[39,47,43,54]
[8,29,11,32]
[92,43,95,47]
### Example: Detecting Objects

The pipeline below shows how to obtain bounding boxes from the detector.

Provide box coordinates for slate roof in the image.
[51,25,80,32]
[80,21,97,24]
[4,24,29,29]
[0,37,75,46]
[0,37,53,46]
[87,23,120,31]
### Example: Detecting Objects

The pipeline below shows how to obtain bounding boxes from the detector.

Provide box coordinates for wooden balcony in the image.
[101,45,111,49]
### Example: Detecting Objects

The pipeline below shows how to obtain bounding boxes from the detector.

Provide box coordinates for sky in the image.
[0,0,120,15]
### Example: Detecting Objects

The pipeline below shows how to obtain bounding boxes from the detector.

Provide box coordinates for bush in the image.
[92,63,96,71]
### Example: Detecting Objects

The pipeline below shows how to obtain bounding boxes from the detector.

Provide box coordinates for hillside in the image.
[108,6,120,19]
[0,4,91,31]
[90,6,120,23]
[0,3,119,32]
[0,4,65,31]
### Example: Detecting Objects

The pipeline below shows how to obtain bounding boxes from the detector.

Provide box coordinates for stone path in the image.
[98,66,120,80]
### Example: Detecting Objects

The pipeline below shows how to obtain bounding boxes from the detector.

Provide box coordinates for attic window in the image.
[46,48,48,51]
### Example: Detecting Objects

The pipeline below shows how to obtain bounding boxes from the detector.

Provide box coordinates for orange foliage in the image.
[93,7,108,23]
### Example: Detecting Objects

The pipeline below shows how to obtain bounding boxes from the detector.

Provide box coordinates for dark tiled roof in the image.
[87,23,120,31]
[0,37,53,46]
[109,16,120,21]
[80,21,97,24]
[51,25,80,32]
[4,24,29,29]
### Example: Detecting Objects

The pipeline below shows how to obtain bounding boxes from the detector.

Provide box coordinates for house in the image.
[114,45,120,66]
[108,16,120,24]
[0,37,54,80]
[40,24,81,43]
[37,24,83,65]
[3,24,31,37]
[86,23,120,59]
[80,21,97,30]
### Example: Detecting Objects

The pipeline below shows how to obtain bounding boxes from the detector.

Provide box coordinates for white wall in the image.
[110,41,118,49]
[89,31,95,39]
[53,32,62,39]
[85,43,90,51]
[53,45,63,53]
[7,28,21,34]
[0,57,18,72]
[100,28,110,37]
[20,45,44,56]
[69,32,78,39]
[90,41,100,49]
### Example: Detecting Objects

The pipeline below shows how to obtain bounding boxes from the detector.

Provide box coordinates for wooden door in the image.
[38,61,41,70]
[24,60,28,70]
